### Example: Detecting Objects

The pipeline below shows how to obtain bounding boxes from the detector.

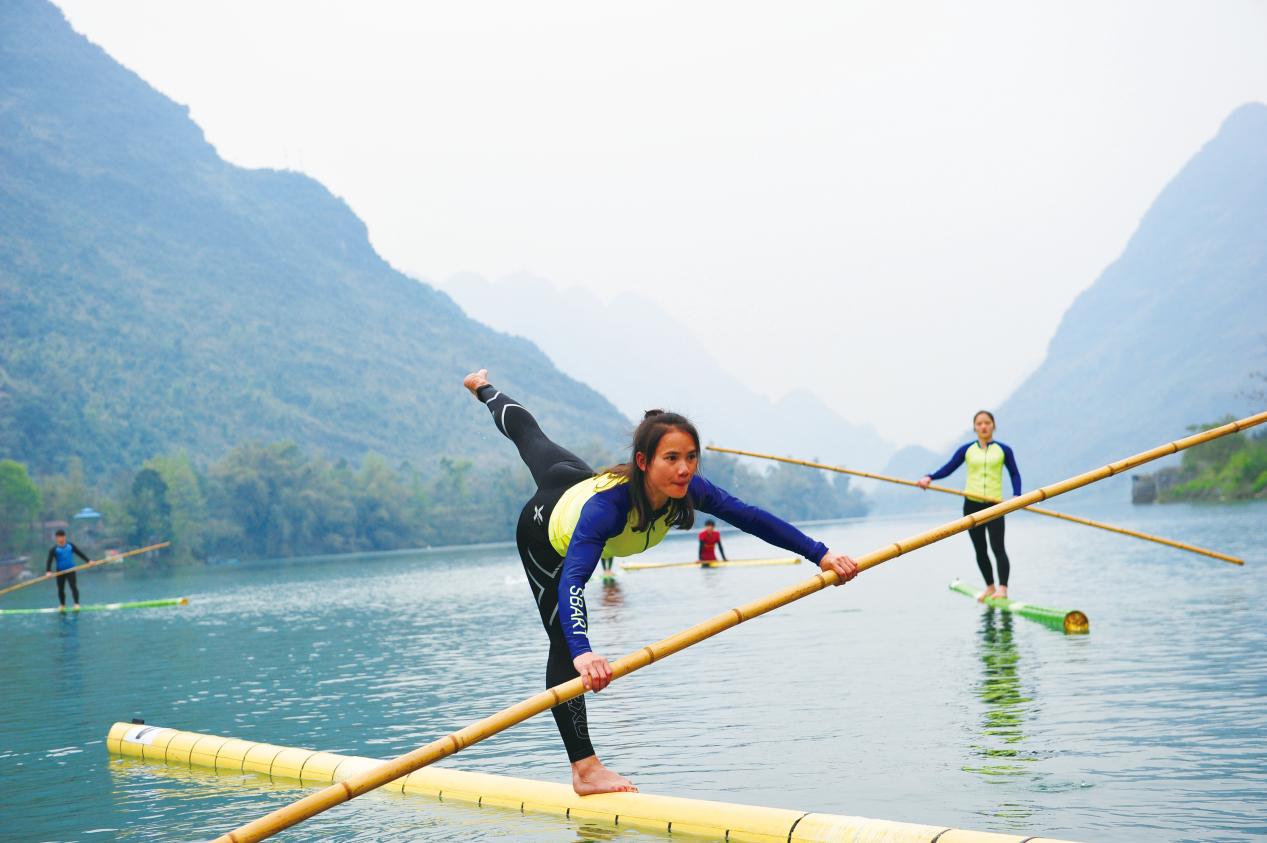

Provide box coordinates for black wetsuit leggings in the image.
[963,499,1010,587]
[56,572,80,605]
[476,384,598,763]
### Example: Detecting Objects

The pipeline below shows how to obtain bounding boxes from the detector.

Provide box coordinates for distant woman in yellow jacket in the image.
[918,410,1021,602]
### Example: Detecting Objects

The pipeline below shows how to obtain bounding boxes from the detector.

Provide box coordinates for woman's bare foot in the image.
[463,368,490,397]
[994,586,1008,600]
[571,755,637,795]
[977,585,997,603]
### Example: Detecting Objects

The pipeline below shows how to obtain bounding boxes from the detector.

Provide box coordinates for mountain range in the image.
[3,0,1263,521]
[438,272,896,472]
[445,104,1267,511]
[0,0,627,479]
[990,103,1267,503]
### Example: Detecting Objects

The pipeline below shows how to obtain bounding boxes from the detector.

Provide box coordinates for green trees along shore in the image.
[1163,421,1267,500]
[1133,418,1267,503]
[0,445,866,568]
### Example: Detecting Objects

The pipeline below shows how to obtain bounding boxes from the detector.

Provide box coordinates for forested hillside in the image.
[0,1,865,563]
[994,104,1267,500]
[0,0,628,480]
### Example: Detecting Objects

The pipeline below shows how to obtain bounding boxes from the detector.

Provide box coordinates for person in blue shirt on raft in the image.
[918,410,1021,602]
[44,529,90,611]
[464,368,858,796]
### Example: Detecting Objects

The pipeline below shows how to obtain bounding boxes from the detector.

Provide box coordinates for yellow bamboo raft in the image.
[108,722,1080,843]
[620,556,801,571]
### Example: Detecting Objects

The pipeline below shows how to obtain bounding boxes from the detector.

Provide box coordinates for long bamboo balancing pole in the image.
[0,542,171,599]
[708,446,1243,565]
[215,411,1267,843]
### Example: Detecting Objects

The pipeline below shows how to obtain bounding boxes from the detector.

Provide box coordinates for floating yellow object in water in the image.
[107,722,1083,843]
[620,557,801,571]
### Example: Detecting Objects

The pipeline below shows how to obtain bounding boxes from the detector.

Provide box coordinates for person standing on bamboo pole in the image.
[44,529,89,611]
[464,368,858,795]
[918,410,1021,602]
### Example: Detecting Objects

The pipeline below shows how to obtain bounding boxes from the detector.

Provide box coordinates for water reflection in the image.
[964,610,1039,823]
[108,757,664,841]
[599,578,625,611]
[53,612,83,701]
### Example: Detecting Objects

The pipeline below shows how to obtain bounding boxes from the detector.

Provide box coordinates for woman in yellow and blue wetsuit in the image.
[918,410,1021,602]
[464,368,858,797]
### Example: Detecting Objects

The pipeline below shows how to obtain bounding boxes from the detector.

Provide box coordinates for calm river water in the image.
[1,501,1264,842]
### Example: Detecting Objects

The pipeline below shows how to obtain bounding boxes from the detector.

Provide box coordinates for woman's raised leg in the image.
[465,369,592,488]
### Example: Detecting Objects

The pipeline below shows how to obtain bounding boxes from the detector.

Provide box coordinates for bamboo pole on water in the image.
[213,411,1267,843]
[0,542,171,599]
[708,446,1244,565]
[620,558,707,570]
[621,557,800,571]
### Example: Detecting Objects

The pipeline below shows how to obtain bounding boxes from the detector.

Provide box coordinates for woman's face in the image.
[974,413,995,440]
[638,428,699,504]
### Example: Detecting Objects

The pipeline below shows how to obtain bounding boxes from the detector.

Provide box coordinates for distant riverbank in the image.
[1132,418,1267,503]
[0,444,867,569]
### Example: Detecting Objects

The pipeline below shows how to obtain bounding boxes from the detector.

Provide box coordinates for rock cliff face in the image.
[991,104,1267,501]
[1130,467,1185,504]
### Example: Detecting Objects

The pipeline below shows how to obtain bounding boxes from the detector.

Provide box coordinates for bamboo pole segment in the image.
[0,542,171,599]
[707,446,1243,565]
[214,411,1267,843]
[0,596,188,616]
[112,722,1083,843]
[620,559,703,571]
[948,579,1088,634]
[620,557,801,571]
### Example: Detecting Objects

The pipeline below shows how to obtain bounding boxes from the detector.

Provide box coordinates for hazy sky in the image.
[54,1,1267,448]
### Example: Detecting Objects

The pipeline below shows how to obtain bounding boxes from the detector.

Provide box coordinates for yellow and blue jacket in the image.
[553,472,827,657]
[928,440,1022,503]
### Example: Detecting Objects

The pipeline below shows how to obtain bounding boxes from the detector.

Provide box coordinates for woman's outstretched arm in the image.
[689,475,857,584]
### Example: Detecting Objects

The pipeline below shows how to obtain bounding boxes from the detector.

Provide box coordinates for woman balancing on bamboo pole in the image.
[918,410,1021,602]
[464,368,859,795]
